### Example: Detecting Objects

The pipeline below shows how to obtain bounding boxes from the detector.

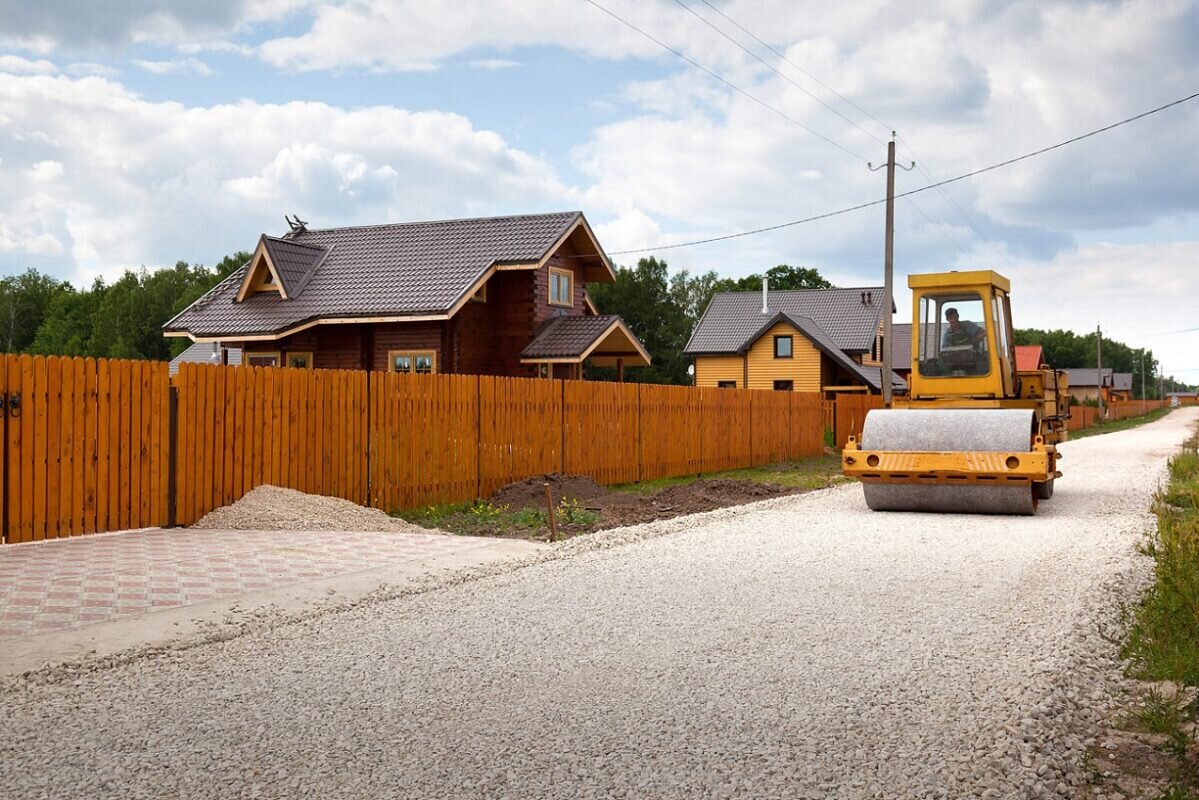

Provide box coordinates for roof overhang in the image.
[235,236,289,302]
[520,317,650,367]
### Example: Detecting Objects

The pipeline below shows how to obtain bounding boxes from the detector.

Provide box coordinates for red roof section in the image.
[1015,345,1044,371]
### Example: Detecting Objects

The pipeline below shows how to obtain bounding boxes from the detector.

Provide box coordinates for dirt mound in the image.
[489,473,608,510]
[192,485,433,534]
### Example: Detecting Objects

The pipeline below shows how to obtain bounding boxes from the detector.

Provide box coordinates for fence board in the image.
[563,381,639,485]
[834,394,883,447]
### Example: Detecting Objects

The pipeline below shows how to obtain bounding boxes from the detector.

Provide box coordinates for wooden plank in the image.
[43,357,64,539]
[147,361,160,527]
[231,366,245,502]
[71,357,87,534]
[138,361,153,529]
[126,360,141,531]
[118,361,132,532]
[14,356,34,542]
[96,359,111,532]
[57,356,77,536]
[81,359,98,534]
[180,363,196,526]
[31,357,49,540]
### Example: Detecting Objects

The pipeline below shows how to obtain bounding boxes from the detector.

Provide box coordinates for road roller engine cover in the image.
[842,270,1069,515]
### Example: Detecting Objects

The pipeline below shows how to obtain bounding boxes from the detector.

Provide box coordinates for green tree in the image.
[0,270,71,353]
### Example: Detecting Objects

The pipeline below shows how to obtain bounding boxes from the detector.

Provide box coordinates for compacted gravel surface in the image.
[2,409,1195,800]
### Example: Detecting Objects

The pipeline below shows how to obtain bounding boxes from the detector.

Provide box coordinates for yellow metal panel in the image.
[908,270,1010,293]
[744,322,821,391]
[842,439,1053,483]
[694,355,744,388]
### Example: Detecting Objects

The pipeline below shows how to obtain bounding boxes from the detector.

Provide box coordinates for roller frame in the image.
[842,436,1054,486]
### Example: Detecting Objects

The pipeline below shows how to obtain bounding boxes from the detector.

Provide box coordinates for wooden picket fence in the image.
[1066,399,1168,431]
[2,356,833,543]
[10,352,1171,544]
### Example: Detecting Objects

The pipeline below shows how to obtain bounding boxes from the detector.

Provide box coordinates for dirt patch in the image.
[489,474,610,511]
[427,475,806,540]
[193,485,435,535]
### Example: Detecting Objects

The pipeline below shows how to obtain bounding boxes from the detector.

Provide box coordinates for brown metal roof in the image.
[261,235,327,299]
[520,314,650,364]
[166,211,606,339]
[684,286,888,355]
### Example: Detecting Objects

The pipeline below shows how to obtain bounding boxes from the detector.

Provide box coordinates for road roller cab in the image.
[842,270,1066,515]
[908,271,1016,402]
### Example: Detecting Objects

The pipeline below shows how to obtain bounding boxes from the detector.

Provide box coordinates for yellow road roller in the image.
[842,270,1069,514]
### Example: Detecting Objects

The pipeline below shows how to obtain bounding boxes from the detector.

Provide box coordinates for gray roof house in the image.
[163,211,650,380]
[169,342,242,376]
[685,286,905,394]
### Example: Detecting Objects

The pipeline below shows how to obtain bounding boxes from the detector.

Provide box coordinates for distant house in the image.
[1015,345,1045,372]
[1166,391,1198,406]
[168,342,242,376]
[1110,372,1133,401]
[163,211,651,381]
[1063,368,1113,403]
[685,286,905,395]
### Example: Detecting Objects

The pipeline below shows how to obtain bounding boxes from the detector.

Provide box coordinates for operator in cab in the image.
[941,307,985,348]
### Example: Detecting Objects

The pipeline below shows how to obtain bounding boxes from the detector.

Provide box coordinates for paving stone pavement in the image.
[0,528,499,639]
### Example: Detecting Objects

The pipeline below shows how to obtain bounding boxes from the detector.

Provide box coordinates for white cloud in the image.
[0,73,571,283]
[65,62,120,77]
[0,55,57,75]
[133,57,214,76]
[468,58,519,71]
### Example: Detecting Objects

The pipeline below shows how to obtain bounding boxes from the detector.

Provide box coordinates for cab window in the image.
[917,293,991,378]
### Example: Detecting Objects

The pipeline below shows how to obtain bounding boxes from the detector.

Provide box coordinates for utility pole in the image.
[1140,349,1146,401]
[869,133,913,407]
[1096,324,1104,418]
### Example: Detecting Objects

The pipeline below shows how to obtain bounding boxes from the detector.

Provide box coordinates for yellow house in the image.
[685,286,904,395]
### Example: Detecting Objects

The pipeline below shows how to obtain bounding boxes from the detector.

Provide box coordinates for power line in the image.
[670,0,886,146]
[683,0,1013,266]
[696,0,892,138]
[580,0,868,162]
[601,90,1199,256]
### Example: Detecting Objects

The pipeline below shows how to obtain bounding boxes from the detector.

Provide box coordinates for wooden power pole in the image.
[1096,324,1104,417]
[870,134,913,407]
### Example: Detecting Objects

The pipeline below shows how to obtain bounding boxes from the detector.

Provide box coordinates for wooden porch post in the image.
[616,358,624,383]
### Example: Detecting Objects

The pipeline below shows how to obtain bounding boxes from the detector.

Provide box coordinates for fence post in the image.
[166,385,178,528]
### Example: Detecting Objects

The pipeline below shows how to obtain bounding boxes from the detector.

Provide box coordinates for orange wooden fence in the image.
[4,355,168,543]
[833,393,885,447]
[173,362,368,526]
[10,353,1176,544]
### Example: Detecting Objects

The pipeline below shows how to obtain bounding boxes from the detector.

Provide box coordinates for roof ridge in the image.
[294,210,582,237]
[263,234,327,251]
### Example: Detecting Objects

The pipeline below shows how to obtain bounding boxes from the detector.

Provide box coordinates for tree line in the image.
[1,254,1192,395]
[0,255,247,360]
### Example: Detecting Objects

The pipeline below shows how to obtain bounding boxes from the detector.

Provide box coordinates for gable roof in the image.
[1063,367,1113,388]
[520,314,651,365]
[685,286,888,356]
[1112,372,1133,391]
[165,211,611,340]
[740,312,904,391]
[1015,345,1044,372]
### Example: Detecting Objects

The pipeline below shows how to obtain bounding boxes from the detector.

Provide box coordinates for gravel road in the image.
[3,409,1195,800]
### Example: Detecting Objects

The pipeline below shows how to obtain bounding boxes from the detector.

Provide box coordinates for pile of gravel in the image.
[191,485,432,534]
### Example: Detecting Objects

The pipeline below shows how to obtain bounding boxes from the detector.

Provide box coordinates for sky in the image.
[1,0,1197,377]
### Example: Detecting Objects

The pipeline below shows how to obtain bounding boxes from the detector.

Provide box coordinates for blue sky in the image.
[1,0,1198,374]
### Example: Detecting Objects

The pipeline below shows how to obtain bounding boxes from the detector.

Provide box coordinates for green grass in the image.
[610,454,846,495]
[1123,428,1199,687]
[394,497,598,537]
[1070,406,1173,439]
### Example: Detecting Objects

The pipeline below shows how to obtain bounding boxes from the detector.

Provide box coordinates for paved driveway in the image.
[0,528,542,672]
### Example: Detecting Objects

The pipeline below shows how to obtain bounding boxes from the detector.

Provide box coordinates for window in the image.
[471,282,487,303]
[774,335,793,359]
[246,352,280,367]
[917,292,990,378]
[388,350,437,374]
[773,380,794,391]
[717,380,737,389]
[549,267,574,307]
[286,351,313,369]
